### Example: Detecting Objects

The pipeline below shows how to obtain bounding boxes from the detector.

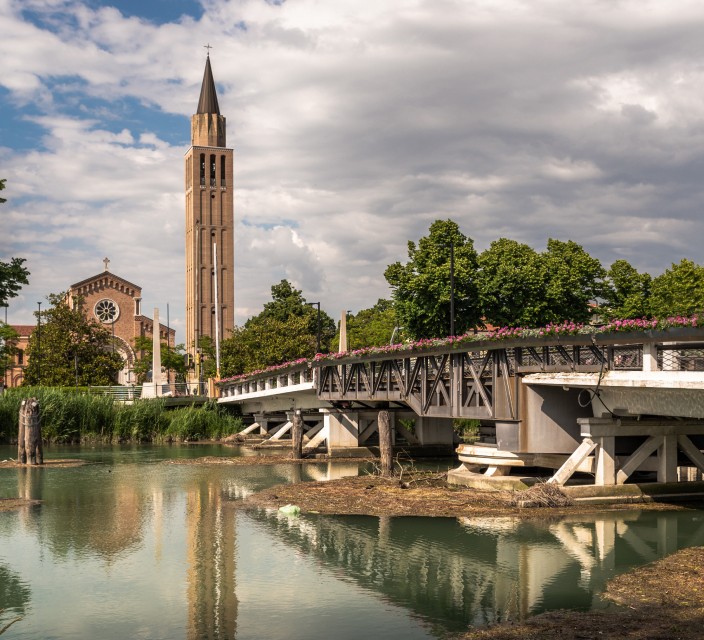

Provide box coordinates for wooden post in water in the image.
[18,400,27,464]
[291,409,303,460]
[378,408,393,476]
[19,398,42,465]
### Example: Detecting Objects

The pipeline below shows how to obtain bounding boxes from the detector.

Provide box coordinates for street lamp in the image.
[449,241,455,337]
[307,301,322,354]
[36,301,42,385]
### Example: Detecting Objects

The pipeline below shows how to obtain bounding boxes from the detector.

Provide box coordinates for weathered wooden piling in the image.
[18,398,43,465]
[291,409,303,460]
[378,409,392,476]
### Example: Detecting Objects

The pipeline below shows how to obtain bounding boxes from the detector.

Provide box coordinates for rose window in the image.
[94,299,120,323]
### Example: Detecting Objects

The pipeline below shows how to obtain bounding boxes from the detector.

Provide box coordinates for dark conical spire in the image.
[197,55,220,115]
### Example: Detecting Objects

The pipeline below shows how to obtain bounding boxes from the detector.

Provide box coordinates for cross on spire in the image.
[204,43,213,56]
[103,257,110,272]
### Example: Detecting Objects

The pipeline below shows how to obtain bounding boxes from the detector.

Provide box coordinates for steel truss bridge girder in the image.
[317,350,520,421]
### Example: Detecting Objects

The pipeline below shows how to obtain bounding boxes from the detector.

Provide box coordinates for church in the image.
[5,54,233,388]
[5,260,175,388]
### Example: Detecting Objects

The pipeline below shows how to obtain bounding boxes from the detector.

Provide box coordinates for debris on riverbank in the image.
[241,472,695,518]
[160,452,704,518]
[458,546,704,640]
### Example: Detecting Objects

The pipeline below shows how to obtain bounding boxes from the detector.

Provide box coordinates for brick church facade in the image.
[5,263,175,388]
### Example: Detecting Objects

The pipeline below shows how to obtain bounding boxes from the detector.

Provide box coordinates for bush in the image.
[454,419,480,441]
[0,387,243,443]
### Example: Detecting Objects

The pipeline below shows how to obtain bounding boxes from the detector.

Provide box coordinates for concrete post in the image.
[643,343,658,372]
[658,435,678,483]
[152,307,162,389]
[414,416,455,445]
[595,436,616,486]
[322,409,359,453]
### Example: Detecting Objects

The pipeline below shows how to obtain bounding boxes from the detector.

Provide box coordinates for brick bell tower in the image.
[185,53,234,380]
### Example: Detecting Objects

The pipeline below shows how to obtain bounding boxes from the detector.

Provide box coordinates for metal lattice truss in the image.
[313,333,704,420]
[317,350,519,420]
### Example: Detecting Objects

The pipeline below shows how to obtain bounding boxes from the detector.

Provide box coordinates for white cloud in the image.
[3,0,704,341]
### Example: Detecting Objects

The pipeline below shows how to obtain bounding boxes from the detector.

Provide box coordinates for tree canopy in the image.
[384,219,482,340]
[601,260,652,320]
[478,239,547,327]
[23,293,123,386]
[650,259,704,318]
[344,299,398,350]
[219,280,335,377]
[385,221,607,338]
[541,239,605,324]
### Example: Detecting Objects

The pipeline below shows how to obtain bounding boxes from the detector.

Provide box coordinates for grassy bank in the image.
[0,387,243,443]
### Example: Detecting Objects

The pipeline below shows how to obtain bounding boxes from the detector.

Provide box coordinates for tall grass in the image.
[0,387,243,443]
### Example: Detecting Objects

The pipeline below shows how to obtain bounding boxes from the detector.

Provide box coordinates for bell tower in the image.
[185,53,234,379]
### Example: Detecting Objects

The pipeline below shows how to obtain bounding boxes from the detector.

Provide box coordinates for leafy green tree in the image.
[650,259,704,317]
[478,239,547,327]
[221,315,316,376]
[601,259,652,320]
[0,179,30,307]
[541,239,605,324]
[384,219,482,339]
[132,336,188,383]
[23,293,123,386]
[342,299,398,349]
[218,280,335,377]
[252,279,336,348]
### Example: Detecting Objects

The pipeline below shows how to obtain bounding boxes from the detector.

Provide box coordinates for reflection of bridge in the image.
[220,328,704,488]
[245,507,704,629]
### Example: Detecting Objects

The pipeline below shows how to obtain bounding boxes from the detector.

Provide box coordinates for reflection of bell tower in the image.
[185,53,235,374]
[186,480,238,639]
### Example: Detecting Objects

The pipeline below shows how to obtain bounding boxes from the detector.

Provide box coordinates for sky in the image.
[3,0,704,343]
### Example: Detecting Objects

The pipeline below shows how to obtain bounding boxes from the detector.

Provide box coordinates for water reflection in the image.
[0,563,30,632]
[1,449,704,639]
[246,508,704,630]
[185,477,238,639]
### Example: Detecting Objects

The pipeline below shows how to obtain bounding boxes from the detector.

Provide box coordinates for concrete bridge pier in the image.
[321,409,362,452]
[414,416,455,445]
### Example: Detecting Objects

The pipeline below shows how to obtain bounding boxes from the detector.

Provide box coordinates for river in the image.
[0,444,703,639]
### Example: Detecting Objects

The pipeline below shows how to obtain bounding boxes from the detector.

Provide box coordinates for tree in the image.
[218,280,335,377]
[221,315,316,377]
[253,279,336,348]
[650,259,704,317]
[23,293,123,386]
[601,259,652,320]
[541,239,605,324]
[384,219,482,340]
[478,239,547,327]
[0,180,30,307]
[342,299,398,349]
[132,336,187,384]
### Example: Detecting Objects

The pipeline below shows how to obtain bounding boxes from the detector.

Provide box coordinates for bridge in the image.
[218,325,704,489]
